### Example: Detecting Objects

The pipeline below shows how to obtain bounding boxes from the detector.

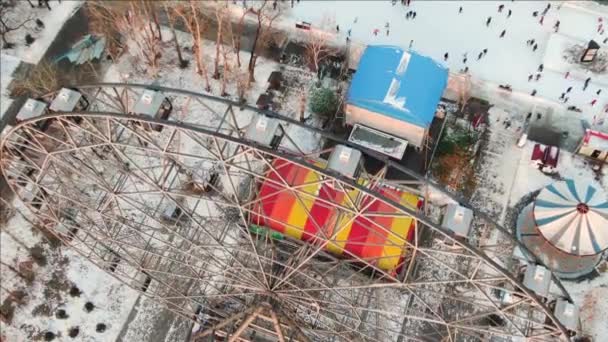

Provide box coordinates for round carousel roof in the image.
[534,179,608,256]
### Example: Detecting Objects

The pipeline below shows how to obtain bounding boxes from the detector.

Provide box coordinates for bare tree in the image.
[0,3,34,49]
[88,1,161,75]
[235,70,250,104]
[163,2,188,68]
[247,0,284,83]
[174,1,211,92]
[457,73,472,112]
[87,1,126,62]
[301,16,338,76]
[11,61,60,97]
[211,3,229,80]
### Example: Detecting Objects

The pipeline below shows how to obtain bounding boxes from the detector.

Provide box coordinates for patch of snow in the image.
[0,54,21,120]
[1,1,83,64]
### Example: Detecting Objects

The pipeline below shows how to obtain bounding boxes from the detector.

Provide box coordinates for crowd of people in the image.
[337,1,606,117]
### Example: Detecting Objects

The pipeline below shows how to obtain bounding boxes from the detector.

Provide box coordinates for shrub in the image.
[309,87,338,117]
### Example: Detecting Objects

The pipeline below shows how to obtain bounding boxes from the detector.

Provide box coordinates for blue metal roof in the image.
[347,45,448,128]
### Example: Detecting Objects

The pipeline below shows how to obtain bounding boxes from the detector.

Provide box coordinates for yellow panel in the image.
[378,193,419,270]
[285,170,321,239]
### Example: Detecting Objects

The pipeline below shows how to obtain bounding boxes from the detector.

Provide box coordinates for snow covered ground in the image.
[286,0,608,124]
[0,0,83,120]
[0,202,138,341]
[0,54,21,121]
[0,0,82,64]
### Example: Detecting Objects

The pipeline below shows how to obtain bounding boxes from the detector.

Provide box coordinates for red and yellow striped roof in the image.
[250,158,421,272]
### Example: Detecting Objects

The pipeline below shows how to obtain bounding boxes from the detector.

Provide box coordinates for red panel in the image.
[302,183,338,242]
[345,193,380,258]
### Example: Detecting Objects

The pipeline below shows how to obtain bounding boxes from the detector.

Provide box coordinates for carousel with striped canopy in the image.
[517,179,608,279]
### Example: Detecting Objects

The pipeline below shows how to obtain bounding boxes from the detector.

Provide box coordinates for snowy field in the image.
[286,0,608,124]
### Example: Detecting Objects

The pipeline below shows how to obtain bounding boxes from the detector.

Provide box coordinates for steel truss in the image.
[0,84,572,341]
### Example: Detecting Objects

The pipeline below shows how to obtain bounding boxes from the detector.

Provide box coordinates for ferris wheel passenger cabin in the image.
[132,89,173,132]
[49,87,89,124]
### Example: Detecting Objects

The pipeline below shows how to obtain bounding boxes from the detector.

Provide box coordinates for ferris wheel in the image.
[0,84,574,341]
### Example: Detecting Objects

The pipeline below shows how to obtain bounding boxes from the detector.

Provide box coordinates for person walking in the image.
[483,48,488,55]
[459,6,463,14]
[526,39,532,46]
[583,77,591,91]
[559,92,565,100]
[486,16,492,26]
[409,39,414,49]
[554,20,560,33]
[498,4,504,12]
[507,9,512,18]
[528,74,534,82]
[531,89,537,96]
[566,86,572,93]
[463,57,468,64]
[539,16,544,25]
[387,29,390,36]
[500,29,506,38]
[412,11,417,19]
[336,25,340,32]
[533,44,538,52]
[373,28,379,36]
[444,52,449,61]
[477,52,483,60]
[535,73,542,81]
[597,89,602,95]
[538,64,544,72]
[591,99,598,106]
[565,71,570,79]
[530,39,535,45]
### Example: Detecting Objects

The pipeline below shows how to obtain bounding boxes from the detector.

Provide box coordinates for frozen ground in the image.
[286,0,608,124]
[0,202,138,342]
[0,0,82,64]
[0,53,21,122]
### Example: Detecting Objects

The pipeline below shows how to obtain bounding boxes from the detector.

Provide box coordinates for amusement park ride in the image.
[1,84,578,341]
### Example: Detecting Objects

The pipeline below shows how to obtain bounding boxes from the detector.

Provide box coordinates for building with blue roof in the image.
[345,45,448,148]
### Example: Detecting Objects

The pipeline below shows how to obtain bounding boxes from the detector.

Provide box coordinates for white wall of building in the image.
[344,104,427,147]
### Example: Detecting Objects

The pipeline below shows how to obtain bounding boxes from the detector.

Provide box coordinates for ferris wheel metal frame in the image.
[0,83,574,341]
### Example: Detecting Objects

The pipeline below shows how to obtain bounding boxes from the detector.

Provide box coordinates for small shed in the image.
[50,88,88,112]
[327,145,362,179]
[267,71,283,90]
[441,204,473,238]
[245,115,283,148]
[256,93,274,110]
[553,298,578,331]
[523,264,552,298]
[578,129,608,162]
